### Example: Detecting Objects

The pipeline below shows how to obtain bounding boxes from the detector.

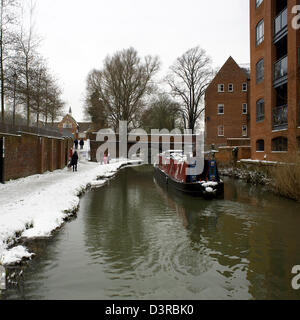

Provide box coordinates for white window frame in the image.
[242,103,248,114]
[242,82,248,92]
[242,125,247,137]
[63,123,72,129]
[218,104,224,115]
[256,0,263,8]
[228,83,234,92]
[256,19,264,46]
[218,84,224,92]
[218,125,224,137]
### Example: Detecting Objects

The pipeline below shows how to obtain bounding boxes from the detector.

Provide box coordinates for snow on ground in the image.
[0,152,141,266]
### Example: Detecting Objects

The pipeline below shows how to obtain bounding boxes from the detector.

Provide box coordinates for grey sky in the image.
[34,0,250,122]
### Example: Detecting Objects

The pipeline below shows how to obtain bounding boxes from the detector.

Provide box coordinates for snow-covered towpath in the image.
[0,157,140,266]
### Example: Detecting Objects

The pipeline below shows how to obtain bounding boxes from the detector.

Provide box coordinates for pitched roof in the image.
[206,56,250,92]
[77,122,93,133]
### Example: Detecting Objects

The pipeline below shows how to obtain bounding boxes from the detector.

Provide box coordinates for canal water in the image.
[1,165,300,300]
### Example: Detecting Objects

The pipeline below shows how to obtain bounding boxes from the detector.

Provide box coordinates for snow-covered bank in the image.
[0,159,141,266]
[219,166,272,185]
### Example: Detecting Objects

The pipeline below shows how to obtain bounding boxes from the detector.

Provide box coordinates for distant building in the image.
[250,0,300,161]
[56,108,93,140]
[205,56,250,148]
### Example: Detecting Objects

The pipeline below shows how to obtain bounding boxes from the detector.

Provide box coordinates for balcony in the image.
[274,55,288,87]
[274,8,288,43]
[273,105,288,130]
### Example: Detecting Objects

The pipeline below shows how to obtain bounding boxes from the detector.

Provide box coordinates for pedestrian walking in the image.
[74,139,79,150]
[103,152,108,165]
[71,151,79,172]
[79,139,84,150]
[68,148,73,170]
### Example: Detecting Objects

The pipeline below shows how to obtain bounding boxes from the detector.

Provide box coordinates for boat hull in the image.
[153,166,224,199]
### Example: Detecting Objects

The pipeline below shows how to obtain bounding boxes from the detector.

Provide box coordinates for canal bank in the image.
[1,165,300,300]
[219,157,300,202]
[0,159,142,266]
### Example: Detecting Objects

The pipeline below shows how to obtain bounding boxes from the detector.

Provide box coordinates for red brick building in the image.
[56,108,92,140]
[250,0,300,161]
[205,56,250,148]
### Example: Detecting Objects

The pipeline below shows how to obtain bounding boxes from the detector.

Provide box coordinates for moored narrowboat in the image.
[153,150,224,199]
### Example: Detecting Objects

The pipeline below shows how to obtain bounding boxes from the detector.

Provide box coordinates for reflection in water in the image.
[2,166,300,300]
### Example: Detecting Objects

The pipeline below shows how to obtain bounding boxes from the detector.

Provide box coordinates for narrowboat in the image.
[153,150,224,199]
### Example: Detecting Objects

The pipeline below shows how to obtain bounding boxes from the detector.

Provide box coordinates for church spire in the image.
[69,107,72,115]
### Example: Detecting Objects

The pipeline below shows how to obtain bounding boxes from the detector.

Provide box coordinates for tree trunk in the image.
[0,27,4,124]
[12,80,16,126]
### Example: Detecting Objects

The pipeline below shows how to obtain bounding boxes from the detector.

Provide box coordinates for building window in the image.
[256,59,264,84]
[218,104,224,115]
[242,125,247,137]
[256,99,265,122]
[256,20,264,46]
[256,0,263,8]
[228,83,233,92]
[218,84,224,92]
[218,126,224,137]
[256,139,265,152]
[242,103,247,114]
[242,83,247,92]
[63,123,72,129]
[272,137,288,152]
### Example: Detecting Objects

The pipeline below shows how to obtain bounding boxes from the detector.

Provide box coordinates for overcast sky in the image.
[33,0,250,122]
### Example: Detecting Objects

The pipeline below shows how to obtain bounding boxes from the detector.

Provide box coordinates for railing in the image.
[274,55,288,82]
[274,7,288,37]
[0,122,73,138]
[273,104,288,130]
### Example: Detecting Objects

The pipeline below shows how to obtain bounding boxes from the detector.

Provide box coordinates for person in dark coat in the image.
[74,139,79,150]
[71,151,79,172]
[79,139,84,150]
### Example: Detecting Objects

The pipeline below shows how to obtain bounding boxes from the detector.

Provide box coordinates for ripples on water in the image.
[2,165,300,300]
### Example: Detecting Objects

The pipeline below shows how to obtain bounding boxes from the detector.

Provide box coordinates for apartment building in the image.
[250,0,300,161]
[205,56,250,148]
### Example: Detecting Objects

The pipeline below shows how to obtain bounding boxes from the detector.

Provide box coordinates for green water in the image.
[2,165,300,300]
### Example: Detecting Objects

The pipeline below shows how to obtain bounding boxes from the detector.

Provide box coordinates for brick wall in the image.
[250,0,300,161]
[0,132,73,181]
[215,146,251,167]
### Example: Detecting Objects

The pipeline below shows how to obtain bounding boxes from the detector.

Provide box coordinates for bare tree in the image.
[84,69,108,130]
[14,0,40,126]
[85,47,160,130]
[140,93,182,132]
[30,60,47,127]
[166,46,213,132]
[0,0,19,123]
[47,83,64,126]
